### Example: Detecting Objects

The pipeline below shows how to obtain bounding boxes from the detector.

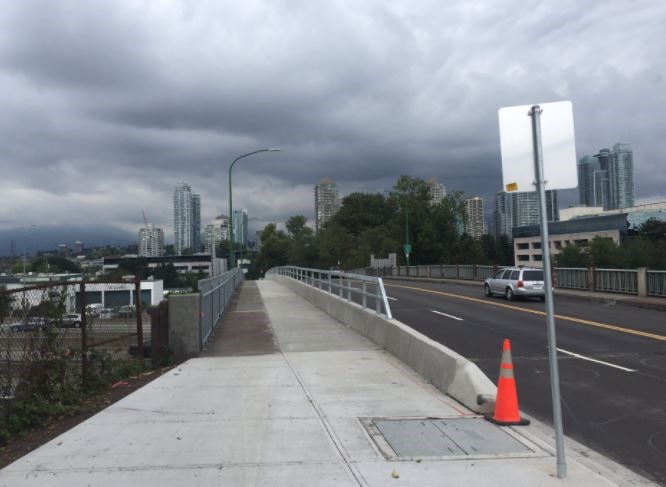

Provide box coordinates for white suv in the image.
[484,267,545,301]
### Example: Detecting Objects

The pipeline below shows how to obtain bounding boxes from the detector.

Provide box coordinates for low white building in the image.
[512,214,628,268]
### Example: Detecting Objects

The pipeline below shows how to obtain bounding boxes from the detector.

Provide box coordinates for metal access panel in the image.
[373,417,535,458]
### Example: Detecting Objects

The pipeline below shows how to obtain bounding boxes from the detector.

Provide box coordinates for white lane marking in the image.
[386,297,398,301]
[556,348,637,373]
[431,310,464,321]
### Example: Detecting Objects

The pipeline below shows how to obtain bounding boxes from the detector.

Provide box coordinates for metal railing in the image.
[647,271,666,297]
[554,268,588,290]
[352,264,666,299]
[595,269,638,295]
[267,266,393,319]
[367,264,497,281]
[198,268,244,347]
[476,265,495,280]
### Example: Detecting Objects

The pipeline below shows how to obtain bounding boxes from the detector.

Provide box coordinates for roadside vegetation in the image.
[555,219,666,269]
[249,176,666,276]
[0,285,152,446]
[249,175,514,277]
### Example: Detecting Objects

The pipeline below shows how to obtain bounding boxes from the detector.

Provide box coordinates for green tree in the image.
[496,235,514,265]
[116,258,149,279]
[451,234,484,264]
[255,224,290,276]
[555,244,590,267]
[152,263,182,288]
[285,215,317,267]
[30,256,81,274]
[637,218,666,242]
[333,193,395,239]
[480,235,498,264]
[589,237,620,268]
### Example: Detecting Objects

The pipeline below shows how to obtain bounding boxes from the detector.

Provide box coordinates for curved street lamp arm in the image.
[228,148,281,269]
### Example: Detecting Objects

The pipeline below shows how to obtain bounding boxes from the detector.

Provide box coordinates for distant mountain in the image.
[0,225,136,257]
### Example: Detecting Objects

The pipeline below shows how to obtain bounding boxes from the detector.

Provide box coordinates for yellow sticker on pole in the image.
[506,182,518,192]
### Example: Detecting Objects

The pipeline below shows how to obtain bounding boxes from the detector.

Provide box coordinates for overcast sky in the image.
[1,0,664,245]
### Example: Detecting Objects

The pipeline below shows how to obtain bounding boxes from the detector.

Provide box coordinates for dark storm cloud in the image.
[0,0,664,243]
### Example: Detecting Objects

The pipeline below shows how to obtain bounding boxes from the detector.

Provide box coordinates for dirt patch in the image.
[0,365,176,469]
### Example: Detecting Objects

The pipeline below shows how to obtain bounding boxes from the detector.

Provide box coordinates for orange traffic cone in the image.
[486,339,530,426]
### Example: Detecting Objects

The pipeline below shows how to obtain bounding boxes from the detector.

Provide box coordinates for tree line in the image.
[555,218,666,269]
[250,176,513,277]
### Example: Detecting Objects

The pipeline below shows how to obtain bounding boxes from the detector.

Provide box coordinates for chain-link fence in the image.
[0,280,148,409]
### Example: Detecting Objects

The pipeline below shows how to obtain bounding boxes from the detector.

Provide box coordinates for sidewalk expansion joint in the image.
[279,352,367,486]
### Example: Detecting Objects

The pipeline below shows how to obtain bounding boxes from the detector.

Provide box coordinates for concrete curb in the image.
[270,275,497,415]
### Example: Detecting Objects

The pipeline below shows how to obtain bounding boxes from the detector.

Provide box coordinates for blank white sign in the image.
[498,101,577,193]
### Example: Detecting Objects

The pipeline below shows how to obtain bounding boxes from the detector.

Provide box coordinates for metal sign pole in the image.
[529,105,567,479]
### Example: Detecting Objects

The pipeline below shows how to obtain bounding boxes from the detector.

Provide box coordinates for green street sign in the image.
[403,244,412,255]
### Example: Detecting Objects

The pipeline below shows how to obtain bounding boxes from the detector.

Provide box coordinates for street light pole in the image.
[228,149,280,269]
[383,189,410,266]
[405,205,410,267]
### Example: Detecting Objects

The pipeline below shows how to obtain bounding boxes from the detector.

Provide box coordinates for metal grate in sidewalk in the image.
[363,417,545,460]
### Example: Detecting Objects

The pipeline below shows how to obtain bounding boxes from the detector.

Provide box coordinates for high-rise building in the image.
[232,209,248,245]
[578,155,609,209]
[174,182,193,255]
[493,191,512,239]
[493,190,559,240]
[204,215,230,253]
[609,143,634,209]
[464,197,486,240]
[192,194,202,252]
[74,240,84,254]
[314,178,340,232]
[173,183,203,255]
[427,177,446,205]
[138,225,165,257]
[579,143,634,211]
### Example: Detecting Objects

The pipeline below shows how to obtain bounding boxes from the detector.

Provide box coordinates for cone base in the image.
[484,415,530,426]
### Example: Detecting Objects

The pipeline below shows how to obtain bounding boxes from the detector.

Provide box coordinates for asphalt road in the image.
[357,278,666,484]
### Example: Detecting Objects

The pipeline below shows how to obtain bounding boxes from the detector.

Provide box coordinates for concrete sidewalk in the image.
[0,281,653,486]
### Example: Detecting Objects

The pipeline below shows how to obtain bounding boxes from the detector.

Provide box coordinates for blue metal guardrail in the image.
[595,269,638,295]
[553,267,588,290]
[647,270,666,297]
[353,264,665,298]
[266,266,392,319]
[198,268,244,347]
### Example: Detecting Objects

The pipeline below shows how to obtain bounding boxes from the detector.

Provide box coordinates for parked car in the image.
[9,316,52,332]
[85,303,104,316]
[59,313,82,328]
[98,308,114,319]
[484,267,545,301]
[117,305,136,318]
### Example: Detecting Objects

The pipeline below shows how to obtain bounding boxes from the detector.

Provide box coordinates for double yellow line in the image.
[386,283,666,342]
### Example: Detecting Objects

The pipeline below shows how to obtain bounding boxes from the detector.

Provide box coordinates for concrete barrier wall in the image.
[270,275,496,414]
[168,293,201,361]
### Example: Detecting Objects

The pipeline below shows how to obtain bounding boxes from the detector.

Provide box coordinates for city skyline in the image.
[0,2,664,244]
